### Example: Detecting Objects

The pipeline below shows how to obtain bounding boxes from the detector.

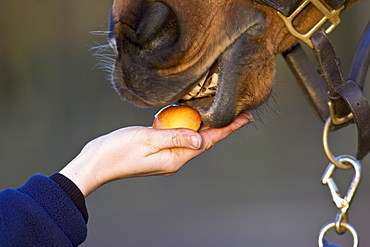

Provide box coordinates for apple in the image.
[152,105,202,131]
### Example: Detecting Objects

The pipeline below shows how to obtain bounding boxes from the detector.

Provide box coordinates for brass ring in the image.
[323,117,353,169]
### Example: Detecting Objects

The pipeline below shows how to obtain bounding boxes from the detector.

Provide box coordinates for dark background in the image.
[1,1,369,246]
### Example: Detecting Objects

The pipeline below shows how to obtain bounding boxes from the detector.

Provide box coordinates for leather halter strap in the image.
[254,0,349,16]
[256,0,370,159]
[279,4,370,161]
[311,31,370,160]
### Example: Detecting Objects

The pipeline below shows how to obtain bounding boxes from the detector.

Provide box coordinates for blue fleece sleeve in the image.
[0,174,87,247]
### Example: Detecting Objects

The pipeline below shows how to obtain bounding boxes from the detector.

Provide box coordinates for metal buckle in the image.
[277,0,344,48]
[327,101,353,126]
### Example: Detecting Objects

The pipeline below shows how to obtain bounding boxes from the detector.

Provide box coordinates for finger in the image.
[200,113,253,150]
[149,128,203,150]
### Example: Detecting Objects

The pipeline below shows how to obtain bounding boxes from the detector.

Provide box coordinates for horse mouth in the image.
[178,60,219,111]
[175,29,261,128]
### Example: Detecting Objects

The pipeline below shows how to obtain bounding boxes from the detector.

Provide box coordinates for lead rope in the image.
[318,116,361,247]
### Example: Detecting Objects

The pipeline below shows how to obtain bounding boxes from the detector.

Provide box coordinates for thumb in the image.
[152,128,203,150]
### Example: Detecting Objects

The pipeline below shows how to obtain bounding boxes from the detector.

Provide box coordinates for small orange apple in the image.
[152,105,202,131]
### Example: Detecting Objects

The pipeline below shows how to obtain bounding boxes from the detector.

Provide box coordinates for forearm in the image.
[49,173,89,222]
[0,175,87,246]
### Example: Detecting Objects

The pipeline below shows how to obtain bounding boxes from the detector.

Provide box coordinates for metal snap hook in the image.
[321,155,361,213]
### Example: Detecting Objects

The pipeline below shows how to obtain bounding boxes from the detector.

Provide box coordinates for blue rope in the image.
[323,239,341,247]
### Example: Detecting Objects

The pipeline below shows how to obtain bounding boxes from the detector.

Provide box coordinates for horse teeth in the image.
[181,72,218,100]
[196,73,218,98]
[182,83,203,100]
[182,94,193,100]
[191,85,202,95]
[209,73,218,88]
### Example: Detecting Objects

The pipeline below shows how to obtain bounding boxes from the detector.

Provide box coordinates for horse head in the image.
[108,0,355,127]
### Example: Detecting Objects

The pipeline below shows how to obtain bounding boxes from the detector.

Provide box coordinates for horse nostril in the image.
[110,1,181,69]
[132,2,179,49]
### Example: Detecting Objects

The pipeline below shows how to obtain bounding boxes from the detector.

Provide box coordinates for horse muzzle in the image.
[109,0,268,127]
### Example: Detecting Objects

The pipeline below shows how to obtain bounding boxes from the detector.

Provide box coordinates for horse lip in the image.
[195,64,238,127]
[180,76,236,128]
[180,33,254,128]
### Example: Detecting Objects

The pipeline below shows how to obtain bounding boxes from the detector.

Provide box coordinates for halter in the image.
[255,0,349,17]
[255,0,369,246]
[256,0,370,160]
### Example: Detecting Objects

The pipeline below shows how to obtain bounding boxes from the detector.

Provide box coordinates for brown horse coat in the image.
[109,0,356,127]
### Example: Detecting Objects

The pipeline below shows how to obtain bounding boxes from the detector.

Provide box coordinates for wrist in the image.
[60,148,102,197]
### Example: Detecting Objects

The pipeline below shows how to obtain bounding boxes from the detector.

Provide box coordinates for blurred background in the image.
[1,1,369,246]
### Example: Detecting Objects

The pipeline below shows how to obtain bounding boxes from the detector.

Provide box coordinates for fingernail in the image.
[240,113,254,124]
[188,135,202,149]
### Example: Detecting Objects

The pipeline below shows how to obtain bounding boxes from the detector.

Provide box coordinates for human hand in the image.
[60,113,253,196]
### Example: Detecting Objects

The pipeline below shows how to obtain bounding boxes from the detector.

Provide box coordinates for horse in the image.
[107,0,357,128]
